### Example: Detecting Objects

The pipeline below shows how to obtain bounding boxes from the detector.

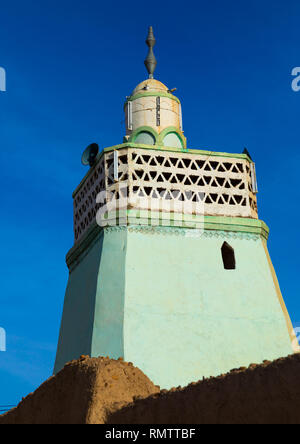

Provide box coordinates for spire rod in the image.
[144,26,157,79]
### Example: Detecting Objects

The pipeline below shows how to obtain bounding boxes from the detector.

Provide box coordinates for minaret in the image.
[54,28,298,388]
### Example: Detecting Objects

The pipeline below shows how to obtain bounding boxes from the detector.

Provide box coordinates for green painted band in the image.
[125,91,181,105]
[103,143,251,161]
[66,215,269,270]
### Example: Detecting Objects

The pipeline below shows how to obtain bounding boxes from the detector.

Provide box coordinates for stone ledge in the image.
[66,214,269,271]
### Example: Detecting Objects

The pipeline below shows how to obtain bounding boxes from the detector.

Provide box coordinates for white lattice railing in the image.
[73,147,258,243]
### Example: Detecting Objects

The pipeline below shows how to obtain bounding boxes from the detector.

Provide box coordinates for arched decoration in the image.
[163,132,183,149]
[129,126,158,146]
[135,131,156,145]
[158,127,187,150]
[221,242,236,270]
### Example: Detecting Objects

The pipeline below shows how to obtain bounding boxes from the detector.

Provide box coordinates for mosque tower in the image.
[54,27,298,388]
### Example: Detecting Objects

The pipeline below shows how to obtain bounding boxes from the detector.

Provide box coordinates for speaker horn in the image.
[81,143,99,167]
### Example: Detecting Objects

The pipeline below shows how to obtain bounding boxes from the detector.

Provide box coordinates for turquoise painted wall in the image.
[123,228,293,388]
[54,225,293,389]
[54,233,104,374]
[54,228,127,374]
[91,228,127,360]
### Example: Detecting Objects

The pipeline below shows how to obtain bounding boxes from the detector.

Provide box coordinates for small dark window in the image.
[221,242,236,270]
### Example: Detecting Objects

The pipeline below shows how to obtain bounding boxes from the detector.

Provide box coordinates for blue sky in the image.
[0,0,300,405]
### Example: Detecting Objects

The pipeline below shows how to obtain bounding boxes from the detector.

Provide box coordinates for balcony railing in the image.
[73,146,258,243]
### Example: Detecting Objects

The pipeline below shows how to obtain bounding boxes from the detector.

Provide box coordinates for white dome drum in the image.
[124,79,184,148]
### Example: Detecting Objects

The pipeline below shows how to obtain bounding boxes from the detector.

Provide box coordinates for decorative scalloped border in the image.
[104,225,260,241]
